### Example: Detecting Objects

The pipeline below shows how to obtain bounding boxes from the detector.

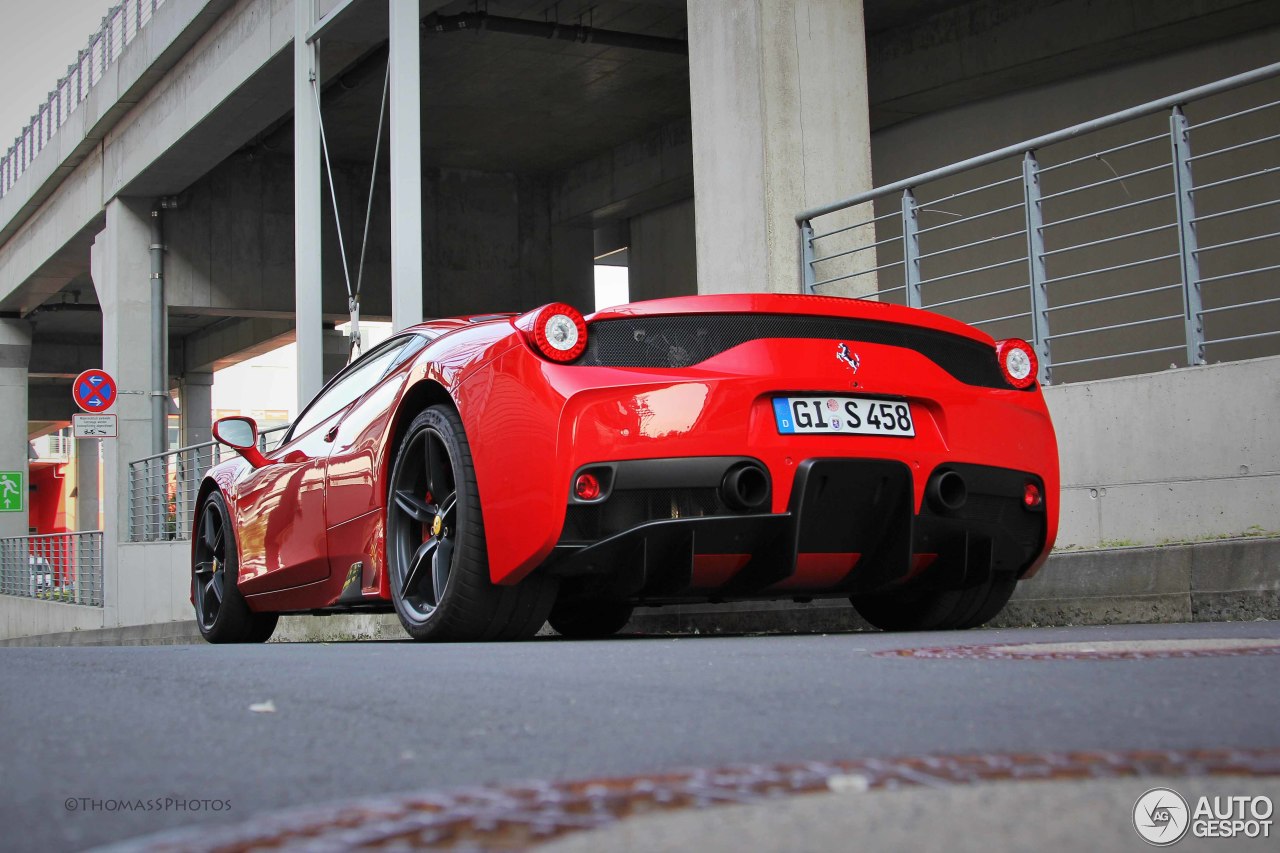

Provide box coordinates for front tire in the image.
[192,492,278,643]
[386,405,556,642]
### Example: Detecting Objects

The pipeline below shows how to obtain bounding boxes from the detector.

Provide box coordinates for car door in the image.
[235,337,413,595]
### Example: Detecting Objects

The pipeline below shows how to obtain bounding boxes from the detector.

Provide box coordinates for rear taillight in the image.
[995,339,1037,389]
[532,303,588,362]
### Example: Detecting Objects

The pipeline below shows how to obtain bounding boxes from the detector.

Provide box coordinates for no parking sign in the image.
[73,369,118,413]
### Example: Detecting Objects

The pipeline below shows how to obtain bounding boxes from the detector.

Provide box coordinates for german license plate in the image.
[773,396,915,437]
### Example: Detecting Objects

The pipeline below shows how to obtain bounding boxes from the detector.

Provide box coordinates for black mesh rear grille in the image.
[562,488,728,543]
[579,314,1010,389]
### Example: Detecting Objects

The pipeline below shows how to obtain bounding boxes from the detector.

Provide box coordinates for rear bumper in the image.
[545,458,1048,602]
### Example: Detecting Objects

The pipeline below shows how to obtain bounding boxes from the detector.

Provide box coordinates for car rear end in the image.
[465,294,1057,606]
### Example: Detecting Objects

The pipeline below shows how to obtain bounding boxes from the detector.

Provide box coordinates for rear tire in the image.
[851,573,1017,632]
[548,600,634,639]
[386,405,557,642]
[192,492,278,644]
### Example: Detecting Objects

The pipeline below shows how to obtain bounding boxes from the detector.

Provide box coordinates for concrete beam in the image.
[552,119,693,227]
[28,382,75,424]
[867,0,1280,128]
[27,338,102,379]
[180,316,295,374]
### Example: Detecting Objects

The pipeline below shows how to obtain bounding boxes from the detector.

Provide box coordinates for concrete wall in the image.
[628,199,698,301]
[423,170,593,315]
[1047,354,1280,548]
[0,596,105,641]
[861,28,1280,383]
[0,541,189,640]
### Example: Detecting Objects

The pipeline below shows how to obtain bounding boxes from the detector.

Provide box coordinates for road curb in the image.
[1,537,1275,645]
[0,619,203,647]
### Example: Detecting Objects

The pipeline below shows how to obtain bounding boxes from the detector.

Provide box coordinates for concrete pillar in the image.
[0,320,31,538]
[177,371,213,447]
[74,438,100,531]
[389,0,424,330]
[92,198,155,623]
[295,0,324,406]
[687,0,874,295]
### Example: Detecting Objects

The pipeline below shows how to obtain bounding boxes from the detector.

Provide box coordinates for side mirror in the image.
[213,416,269,469]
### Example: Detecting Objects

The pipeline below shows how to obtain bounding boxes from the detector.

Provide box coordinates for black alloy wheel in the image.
[389,411,460,621]
[192,491,278,643]
[387,405,557,642]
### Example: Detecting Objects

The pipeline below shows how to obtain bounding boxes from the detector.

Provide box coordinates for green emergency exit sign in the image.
[0,471,23,512]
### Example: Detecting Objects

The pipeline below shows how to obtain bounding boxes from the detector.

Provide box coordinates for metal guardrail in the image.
[127,425,288,542]
[0,531,103,606]
[0,0,168,200]
[798,62,1280,385]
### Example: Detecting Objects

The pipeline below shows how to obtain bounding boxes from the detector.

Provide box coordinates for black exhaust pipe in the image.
[721,463,770,512]
[926,470,967,513]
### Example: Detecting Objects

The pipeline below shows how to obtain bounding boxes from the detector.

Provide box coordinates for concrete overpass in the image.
[0,0,1277,637]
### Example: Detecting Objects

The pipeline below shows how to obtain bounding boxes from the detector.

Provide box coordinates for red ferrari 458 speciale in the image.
[193,293,1058,643]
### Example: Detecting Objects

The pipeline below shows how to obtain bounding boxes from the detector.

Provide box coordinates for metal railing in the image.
[798,62,1280,385]
[128,425,289,542]
[0,0,168,200]
[0,531,103,606]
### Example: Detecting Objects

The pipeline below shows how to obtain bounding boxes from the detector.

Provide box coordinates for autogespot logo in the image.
[1134,787,1191,846]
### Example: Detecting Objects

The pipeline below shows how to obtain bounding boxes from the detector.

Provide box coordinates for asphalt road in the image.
[2,620,1278,852]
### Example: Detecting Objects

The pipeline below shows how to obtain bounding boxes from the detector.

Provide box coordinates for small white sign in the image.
[72,414,117,438]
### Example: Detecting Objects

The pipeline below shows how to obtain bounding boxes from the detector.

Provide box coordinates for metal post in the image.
[1170,106,1206,366]
[799,220,816,293]
[1022,151,1052,385]
[295,0,324,405]
[901,189,922,309]
[389,0,424,331]
[149,207,166,456]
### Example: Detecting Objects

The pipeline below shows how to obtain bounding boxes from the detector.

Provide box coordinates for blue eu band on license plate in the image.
[773,396,915,437]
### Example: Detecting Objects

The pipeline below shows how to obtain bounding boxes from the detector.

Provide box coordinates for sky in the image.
[0,1,117,151]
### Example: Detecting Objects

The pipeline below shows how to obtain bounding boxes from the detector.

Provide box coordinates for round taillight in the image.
[995,339,1038,389]
[1023,482,1043,509]
[532,303,588,362]
[574,473,601,501]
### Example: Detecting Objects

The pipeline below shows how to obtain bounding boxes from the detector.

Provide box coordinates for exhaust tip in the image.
[721,463,770,512]
[927,470,967,513]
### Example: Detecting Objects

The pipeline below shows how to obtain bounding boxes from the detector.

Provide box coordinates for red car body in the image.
[196,293,1058,636]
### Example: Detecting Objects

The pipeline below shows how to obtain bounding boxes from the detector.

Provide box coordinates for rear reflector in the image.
[574,473,602,501]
